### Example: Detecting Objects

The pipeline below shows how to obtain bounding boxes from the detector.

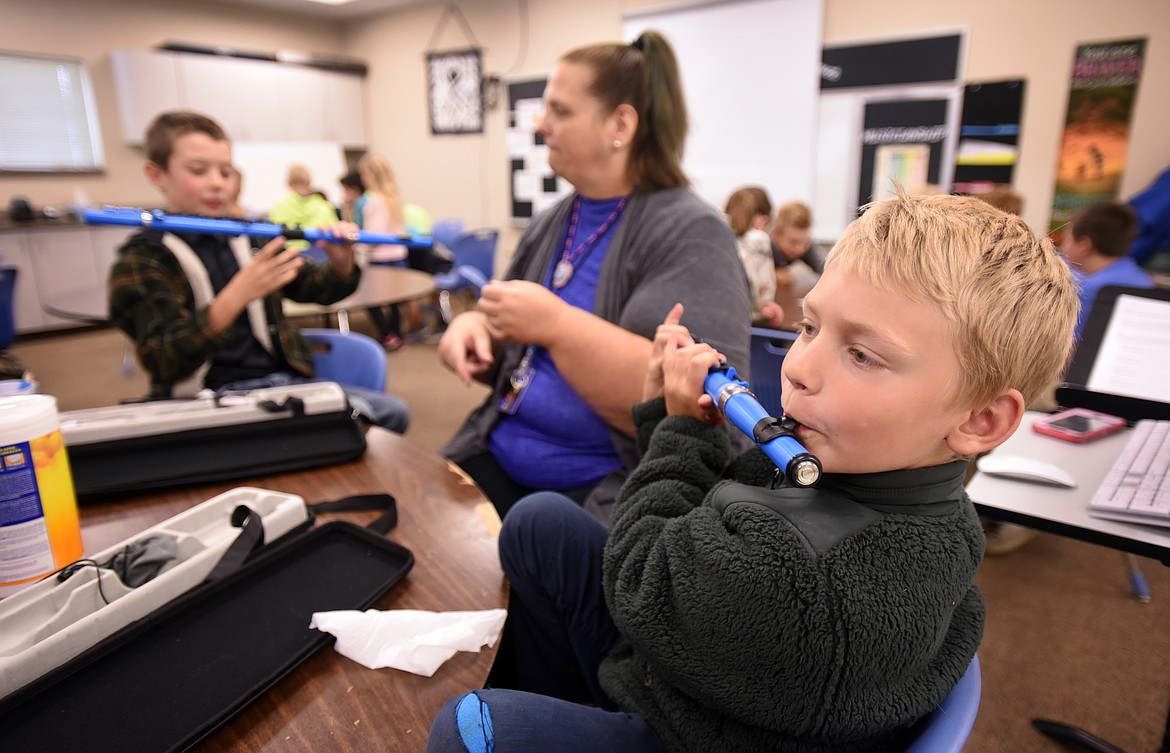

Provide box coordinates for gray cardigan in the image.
[441,187,752,520]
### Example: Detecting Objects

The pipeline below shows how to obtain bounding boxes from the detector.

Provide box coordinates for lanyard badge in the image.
[497,346,536,415]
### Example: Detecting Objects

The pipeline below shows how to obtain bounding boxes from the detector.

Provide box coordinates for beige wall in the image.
[2,0,1167,251]
[0,0,347,210]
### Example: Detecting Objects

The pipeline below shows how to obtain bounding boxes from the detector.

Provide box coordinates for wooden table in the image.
[78,428,506,752]
[283,266,436,334]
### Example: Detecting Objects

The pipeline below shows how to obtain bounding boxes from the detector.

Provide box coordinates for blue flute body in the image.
[704,366,822,487]
[82,207,434,249]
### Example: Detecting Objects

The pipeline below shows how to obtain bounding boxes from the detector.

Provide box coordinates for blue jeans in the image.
[217,372,410,434]
[426,689,667,753]
[426,493,668,752]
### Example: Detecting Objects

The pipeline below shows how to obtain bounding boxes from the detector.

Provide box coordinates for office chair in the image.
[300,328,387,392]
[434,228,499,324]
[902,656,982,753]
[431,218,465,255]
[748,326,799,418]
[0,266,16,352]
[0,265,23,380]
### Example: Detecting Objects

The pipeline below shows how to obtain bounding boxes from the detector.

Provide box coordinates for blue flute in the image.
[82,206,434,249]
[704,365,822,487]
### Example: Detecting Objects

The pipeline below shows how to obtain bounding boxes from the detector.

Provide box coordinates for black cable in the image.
[47,559,112,605]
[501,0,529,77]
[425,0,480,53]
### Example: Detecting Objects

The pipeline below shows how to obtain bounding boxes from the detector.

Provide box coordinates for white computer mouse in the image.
[976,454,1077,488]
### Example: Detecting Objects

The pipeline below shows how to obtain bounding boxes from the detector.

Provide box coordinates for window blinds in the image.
[0,52,104,172]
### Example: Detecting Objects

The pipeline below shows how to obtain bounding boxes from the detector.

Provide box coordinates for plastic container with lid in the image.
[0,395,83,598]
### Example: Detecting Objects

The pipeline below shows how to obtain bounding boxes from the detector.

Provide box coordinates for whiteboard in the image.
[624,0,823,213]
[230,141,347,217]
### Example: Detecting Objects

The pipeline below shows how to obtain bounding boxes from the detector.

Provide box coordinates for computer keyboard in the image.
[1088,419,1170,527]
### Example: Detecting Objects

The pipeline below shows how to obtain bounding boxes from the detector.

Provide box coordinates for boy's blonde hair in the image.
[828,190,1078,408]
[287,164,312,190]
[774,201,812,233]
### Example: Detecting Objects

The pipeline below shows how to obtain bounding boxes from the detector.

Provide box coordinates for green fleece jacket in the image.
[599,400,985,753]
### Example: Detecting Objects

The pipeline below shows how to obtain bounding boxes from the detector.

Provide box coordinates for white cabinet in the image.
[279,67,367,147]
[0,227,131,334]
[0,233,46,332]
[109,49,366,146]
[177,55,284,142]
[109,49,183,144]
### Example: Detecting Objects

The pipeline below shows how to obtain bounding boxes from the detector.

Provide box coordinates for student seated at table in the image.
[427,190,1079,753]
[108,110,409,433]
[1061,200,1153,341]
[268,163,341,251]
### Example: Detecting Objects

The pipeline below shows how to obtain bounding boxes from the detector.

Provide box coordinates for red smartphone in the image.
[1032,408,1127,443]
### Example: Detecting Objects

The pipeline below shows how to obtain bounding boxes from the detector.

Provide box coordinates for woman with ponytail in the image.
[438,31,751,521]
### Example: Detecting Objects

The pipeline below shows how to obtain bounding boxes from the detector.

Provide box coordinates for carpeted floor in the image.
[7,317,1170,753]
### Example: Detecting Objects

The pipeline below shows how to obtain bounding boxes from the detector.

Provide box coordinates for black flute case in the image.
[0,494,412,753]
[59,382,367,500]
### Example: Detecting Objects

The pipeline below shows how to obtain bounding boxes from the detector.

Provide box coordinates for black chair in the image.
[0,265,27,381]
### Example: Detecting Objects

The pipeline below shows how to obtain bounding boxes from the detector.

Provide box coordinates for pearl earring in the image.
[613,140,622,149]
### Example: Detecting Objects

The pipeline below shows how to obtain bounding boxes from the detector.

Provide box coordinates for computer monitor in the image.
[1056,285,1170,422]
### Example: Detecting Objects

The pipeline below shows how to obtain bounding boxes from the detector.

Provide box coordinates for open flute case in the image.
[0,384,414,751]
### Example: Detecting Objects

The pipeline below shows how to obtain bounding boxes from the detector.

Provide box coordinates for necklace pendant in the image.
[552,259,574,289]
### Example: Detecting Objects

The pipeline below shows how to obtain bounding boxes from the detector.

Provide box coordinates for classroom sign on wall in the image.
[1048,37,1147,237]
[953,79,1025,194]
[505,77,570,224]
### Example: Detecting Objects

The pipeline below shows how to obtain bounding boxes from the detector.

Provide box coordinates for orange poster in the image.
[1049,38,1146,240]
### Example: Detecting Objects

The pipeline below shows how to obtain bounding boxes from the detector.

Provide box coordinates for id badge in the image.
[497,370,534,415]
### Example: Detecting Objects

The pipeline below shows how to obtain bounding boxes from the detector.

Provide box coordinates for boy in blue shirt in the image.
[1063,201,1153,340]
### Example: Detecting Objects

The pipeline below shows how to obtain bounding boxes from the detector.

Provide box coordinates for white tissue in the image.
[309,608,508,677]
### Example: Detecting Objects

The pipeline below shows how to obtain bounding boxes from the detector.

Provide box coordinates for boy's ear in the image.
[144,161,167,191]
[945,389,1025,457]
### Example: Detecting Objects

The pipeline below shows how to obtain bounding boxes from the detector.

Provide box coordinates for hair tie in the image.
[631,36,645,52]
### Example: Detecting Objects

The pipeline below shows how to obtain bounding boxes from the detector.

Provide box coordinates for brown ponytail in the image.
[562,30,689,191]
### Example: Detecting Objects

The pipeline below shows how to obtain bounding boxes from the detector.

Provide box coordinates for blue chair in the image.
[431,217,465,255]
[0,266,16,352]
[435,228,499,324]
[300,328,387,392]
[749,326,798,418]
[902,656,982,753]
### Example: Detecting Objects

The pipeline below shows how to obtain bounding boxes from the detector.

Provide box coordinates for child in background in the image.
[427,190,1078,753]
[771,200,824,293]
[726,187,784,327]
[1063,201,1152,340]
[268,164,340,250]
[974,184,1024,216]
[339,169,368,226]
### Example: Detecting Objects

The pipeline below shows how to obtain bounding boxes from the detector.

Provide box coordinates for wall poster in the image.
[427,49,484,135]
[505,77,570,224]
[953,79,1025,194]
[858,99,949,208]
[1049,38,1147,237]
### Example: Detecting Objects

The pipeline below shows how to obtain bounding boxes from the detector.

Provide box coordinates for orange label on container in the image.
[0,429,83,587]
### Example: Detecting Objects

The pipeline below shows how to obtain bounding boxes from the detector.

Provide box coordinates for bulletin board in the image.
[506,77,570,225]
